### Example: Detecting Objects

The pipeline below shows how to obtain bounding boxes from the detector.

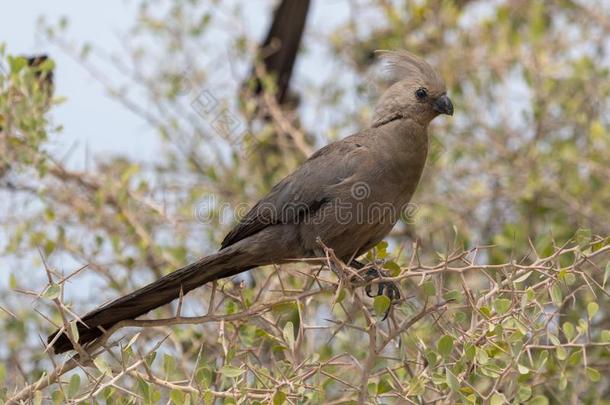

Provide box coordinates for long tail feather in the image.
[48,250,250,353]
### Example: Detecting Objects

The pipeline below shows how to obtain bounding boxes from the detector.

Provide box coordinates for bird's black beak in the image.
[433,94,454,116]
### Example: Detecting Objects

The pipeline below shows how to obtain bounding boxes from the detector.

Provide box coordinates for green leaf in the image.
[437,335,454,359]
[443,290,461,302]
[383,261,401,276]
[146,351,157,367]
[102,387,114,401]
[555,345,567,361]
[138,378,151,404]
[196,367,213,388]
[283,321,295,351]
[373,295,391,316]
[562,272,576,286]
[550,284,562,306]
[562,322,575,341]
[67,374,80,397]
[517,364,530,374]
[203,390,214,405]
[425,349,438,368]
[93,358,112,376]
[51,390,64,405]
[559,373,568,391]
[548,334,560,346]
[43,284,61,300]
[8,56,27,74]
[336,288,346,303]
[493,298,511,315]
[170,389,185,404]
[38,58,55,72]
[465,394,477,404]
[33,390,42,405]
[526,287,535,302]
[587,302,599,320]
[422,280,436,296]
[529,0,545,41]
[375,241,388,258]
[578,318,588,334]
[44,240,56,256]
[69,320,79,343]
[406,377,425,396]
[220,366,245,378]
[575,228,591,250]
[377,378,392,394]
[603,262,610,287]
[273,390,286,405]
[528,395,549,405]
[586,367,601,382]
[568,350,582,366]
[490,393,507,405]
[163,354,176,377]
[600,330,610,342]
[517,385,532,401]
[151,389,161,404]
[445,369,459,392]
[590,120,606,140]
[479,306,492,318]
[463,344,475,361]
[454,311,467,323]
[476,348,489,365]
[124,332,141,351]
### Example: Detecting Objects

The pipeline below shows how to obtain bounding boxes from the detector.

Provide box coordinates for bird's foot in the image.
[351,261,401,320]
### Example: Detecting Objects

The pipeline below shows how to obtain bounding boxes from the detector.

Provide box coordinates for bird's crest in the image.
[376,50,444,90]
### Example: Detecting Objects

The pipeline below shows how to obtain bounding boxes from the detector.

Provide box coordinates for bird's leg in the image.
[350,259,401,320]
[313,244,401,320]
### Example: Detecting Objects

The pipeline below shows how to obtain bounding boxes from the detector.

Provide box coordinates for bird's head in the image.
[372,50,452,127]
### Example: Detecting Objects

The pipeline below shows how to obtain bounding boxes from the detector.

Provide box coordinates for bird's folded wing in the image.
[220,134,370,249]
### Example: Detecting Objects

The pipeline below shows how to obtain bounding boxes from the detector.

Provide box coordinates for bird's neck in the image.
[372,118,429,167]
[375,117,428,141]
[372,111,435,129]
[384,119,429,199]
[371,111,405,128]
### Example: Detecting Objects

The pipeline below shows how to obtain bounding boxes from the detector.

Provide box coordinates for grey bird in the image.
[48,51,453,353]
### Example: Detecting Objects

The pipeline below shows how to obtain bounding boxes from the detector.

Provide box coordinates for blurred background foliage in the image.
[1,0,610,403]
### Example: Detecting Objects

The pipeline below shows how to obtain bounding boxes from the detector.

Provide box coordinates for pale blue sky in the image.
[0,0,352,170]
[0,1,159,166]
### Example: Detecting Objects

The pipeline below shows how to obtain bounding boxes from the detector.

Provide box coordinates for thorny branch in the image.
[6,237,610,404]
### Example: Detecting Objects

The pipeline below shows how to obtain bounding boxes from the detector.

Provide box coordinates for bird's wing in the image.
[220,134,368,249]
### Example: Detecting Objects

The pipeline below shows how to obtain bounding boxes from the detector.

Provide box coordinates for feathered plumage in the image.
[376,50,444,89]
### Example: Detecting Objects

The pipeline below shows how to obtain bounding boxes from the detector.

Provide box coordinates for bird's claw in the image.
[360,267,401,321]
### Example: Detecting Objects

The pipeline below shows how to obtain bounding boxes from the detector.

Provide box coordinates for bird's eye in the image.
[415,87,428,100]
